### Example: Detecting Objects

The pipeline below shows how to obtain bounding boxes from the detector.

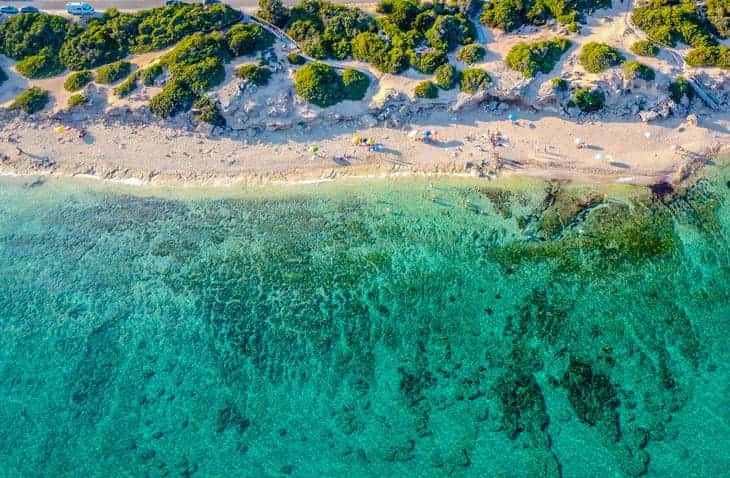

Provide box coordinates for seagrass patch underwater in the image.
[0,168,728,478]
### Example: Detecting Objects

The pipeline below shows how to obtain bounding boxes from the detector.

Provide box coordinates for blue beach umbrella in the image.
[508,113,518,122]
[423,130,432,137]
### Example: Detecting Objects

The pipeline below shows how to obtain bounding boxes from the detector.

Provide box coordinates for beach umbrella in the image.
[574,138,583,145]
[310,145,319,153]
[56,126,65,133]
[595,152,606,160]
[352,136,362,144]
[423,130,432,137]
[407,129,418,138]
[508,114,518,122]
[670,144,680,152]
[310,155,318,161]
[367,137,376,145]
[373,144,381,152]
[644,132,652,140]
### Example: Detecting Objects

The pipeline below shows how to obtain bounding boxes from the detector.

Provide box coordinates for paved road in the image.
[0,0,372,12]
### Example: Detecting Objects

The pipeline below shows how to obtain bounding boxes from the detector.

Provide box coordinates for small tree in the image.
[434,63,458,89]
[578,42,624,73]
[415,80,439,98]
[257,0,289,27]
[294,62,344,107]
[342,69,370,100]
[456,44,486,64]
[568,87,605,112]
[460,68,491,94]
[9,87,49,114]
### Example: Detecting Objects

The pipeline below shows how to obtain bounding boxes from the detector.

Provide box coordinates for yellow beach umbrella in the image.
[352,136,362,144]
[367,137,376,145]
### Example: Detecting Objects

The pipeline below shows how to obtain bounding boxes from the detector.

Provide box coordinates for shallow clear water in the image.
[0,167,728,477]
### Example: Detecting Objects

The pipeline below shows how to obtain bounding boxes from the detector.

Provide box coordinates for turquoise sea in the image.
[0,164,728,477]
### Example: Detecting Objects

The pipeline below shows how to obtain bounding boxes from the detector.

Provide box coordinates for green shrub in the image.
[622,60,655,81]
[236,64,272,86]
[257,0,290,27]
[669,75,693,103]
[8,87,49,114]
[287,52,306,65]
[160,33,231,73]
[480,0,525,32]
[95,61,132,84]
[64,70,93,91]
[568,87,605,112]
[58,4,241,69]
[294,62,344,107]
[0,13,80,60]
[456,43,486,64]
[342,68,370,100]
[409,49,447,73]
[631,2,716,49]
[149,79,195,117]
[176,58,225,95]
[425,14,474,51]
[415,80,438,98]
[685,46,730,69]
[67,93,88,109]
[630,40,658,57]
[460,68,491,94]
[434,63,458,89]
[504,37,571,77]
[707,0,730,38]
[0,66,7,86]
[114,73,139,97]
[480,0,610,32]
[140,64,163,86]
[226,23,274,57]
[551,77,568,91]
[15,48,65,79]
[578,42,624,73]
[193,96,226,127]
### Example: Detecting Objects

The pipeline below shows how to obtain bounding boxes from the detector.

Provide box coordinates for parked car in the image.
[164,0,180,4]
[19,6,40,13]
[66,2,95,15]
[0,5,19,14]
[203,0,220,4]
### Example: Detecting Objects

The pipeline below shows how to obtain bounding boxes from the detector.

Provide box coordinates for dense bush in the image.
[67,93,88,109]
[287,52,307,65]
[15,48,65,79]
[160,33,231,73]
[64,70,94,91]
[140,64,163,86]
[58,4,241,70]
[631,2,716,48]
[424,14,475,51]
[113,73,139,97]
[460,68,491,94]
[409,49,447,73]
[630,40,658,57]
[480,0,610,32]
[342,68,370,100]
[95,61,132,84]
[707,0,729,38]
[193,96,226,127]
[622,60,655,81]
[568,86,605,112]
[434,63,458,89]
[236,64,273,85]
[551,77,568,91]
[415,80,439,98]
[578,42,624,73]
[8,87,49,114]
[0,13,80,60]
[669,75,693,102]
[504,37,571,77]
[149,79,195,117]
[456,43,486,64]
[258,0,290,27]
[294,62,344,107]
[226,24,274,57]
[685,45,729,68]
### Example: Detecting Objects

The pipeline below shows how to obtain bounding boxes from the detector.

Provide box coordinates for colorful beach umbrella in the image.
[352,136,362,144]
[310,145,319,153]
[423,130,432,137]
[595,152,606,160]
[367,137,376,145]
[644,132,652,140]
[508,114,517,122]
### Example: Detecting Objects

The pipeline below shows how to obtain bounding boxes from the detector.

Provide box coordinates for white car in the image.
[66,2,95,15]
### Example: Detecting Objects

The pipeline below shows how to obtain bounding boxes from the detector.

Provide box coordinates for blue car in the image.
[0,5,19,14]
[20,5,40,13]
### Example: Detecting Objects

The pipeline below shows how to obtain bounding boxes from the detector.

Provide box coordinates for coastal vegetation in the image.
[113,73,139,97]
[685,45,730,68]
[287,52,307,65]
[707,0,729,37]
[341,68,370,100]
[193,96,226,127]
[293,62,371,106]
[669,75,693,102]
[9,87,49,114]
[15,48,65,79]
[434,63,459,89]
[551,77,568,91]
[460,67,491,93]
[95,61,132,84]
[236,64,273,85]
[504,37,571,77]
[630,39,658,57]
[64,70,94,91]
[622,60,655,81]
[568,86,605,112]
[140,64,163,86]
[67,93,88,108]
[480,0,610,32]
[456,43,486,64]
[414,80,439,98]
[578,42,624,73]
